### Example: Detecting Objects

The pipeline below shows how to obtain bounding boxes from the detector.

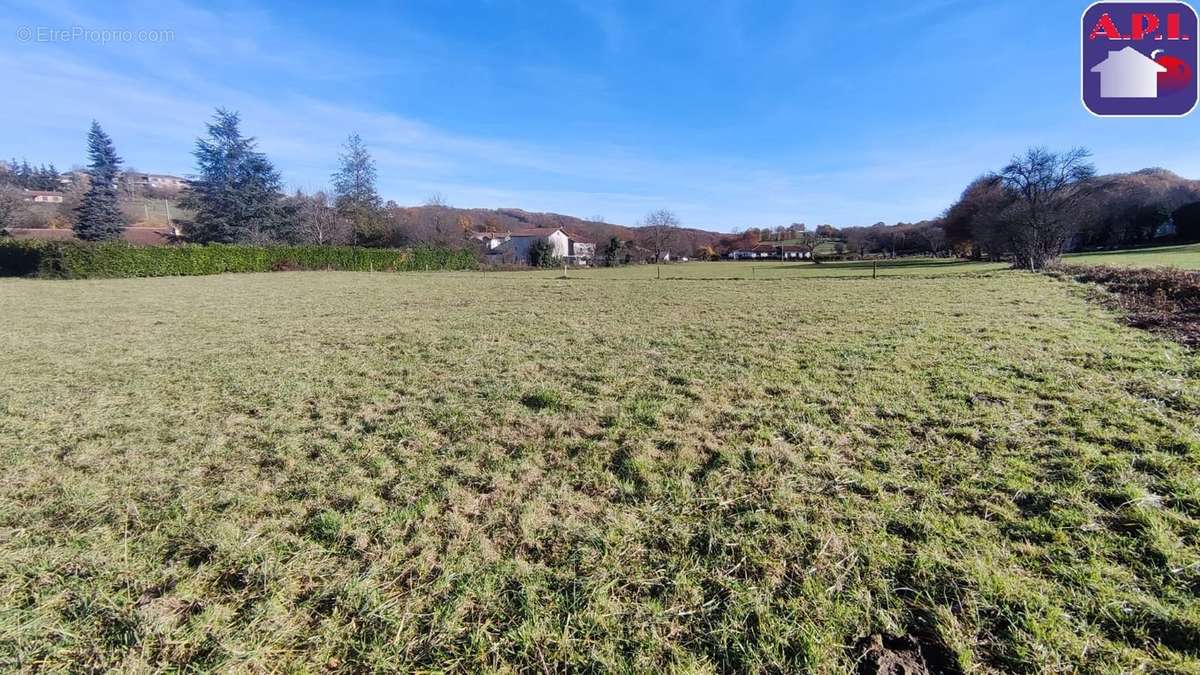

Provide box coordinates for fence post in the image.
[873,261,877,279]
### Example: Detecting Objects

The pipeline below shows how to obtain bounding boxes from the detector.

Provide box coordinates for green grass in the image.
[1,270,1198,672]
[524,258,1007,281]
[121,197,194,228]
[1066,243,1200,270]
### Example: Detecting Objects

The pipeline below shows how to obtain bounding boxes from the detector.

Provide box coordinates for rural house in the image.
[124,172,188,193]
[728,243,812,260]
[472,227,594,265]
[22,190,64,204]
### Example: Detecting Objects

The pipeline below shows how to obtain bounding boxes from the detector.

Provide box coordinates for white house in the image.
[22,190,64,204]
[728,243,812,260]
[472,227,594,265]
[1091,47,1167,99]
[124,172,188,192]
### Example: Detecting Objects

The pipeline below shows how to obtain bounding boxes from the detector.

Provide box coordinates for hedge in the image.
[0,240,478,279]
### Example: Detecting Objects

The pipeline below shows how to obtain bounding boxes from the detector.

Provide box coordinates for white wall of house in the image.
[569,241,595,264]
[547,230,570,258]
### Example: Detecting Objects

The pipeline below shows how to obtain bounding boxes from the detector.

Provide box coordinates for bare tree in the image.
[996,147,1095,270]
[424,192,451,244]
[922,225,947,256]
[796,229,821,262]
[642,209,680,264]
[844,228,871,257]
[296,190,350,245]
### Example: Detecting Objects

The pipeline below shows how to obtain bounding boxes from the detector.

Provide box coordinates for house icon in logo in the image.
[1090,46,1168,98]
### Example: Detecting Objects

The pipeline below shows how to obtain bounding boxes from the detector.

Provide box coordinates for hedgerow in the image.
[0,240,477,279]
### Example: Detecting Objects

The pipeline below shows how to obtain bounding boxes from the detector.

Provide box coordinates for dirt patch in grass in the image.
[852,634,947,675]
[1057,264,1200,346]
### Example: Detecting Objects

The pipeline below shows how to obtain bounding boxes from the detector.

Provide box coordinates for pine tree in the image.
[332,133,380,209]
[186,109,286,243]
[74,122,126,241]
[331,132,385,246]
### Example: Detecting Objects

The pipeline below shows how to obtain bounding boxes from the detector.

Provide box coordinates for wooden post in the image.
[873,261,877,279]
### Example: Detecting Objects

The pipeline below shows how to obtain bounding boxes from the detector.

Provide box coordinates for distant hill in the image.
[1075,168,1200,247]
[386,205,727,252]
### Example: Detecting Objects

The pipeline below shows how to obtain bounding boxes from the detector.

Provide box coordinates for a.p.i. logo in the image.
[1083,1,1199,116]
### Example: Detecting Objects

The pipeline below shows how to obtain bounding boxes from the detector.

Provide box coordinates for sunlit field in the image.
[514,258,1008,281]
[1066,243,1200,270]
[1,269,1198,672]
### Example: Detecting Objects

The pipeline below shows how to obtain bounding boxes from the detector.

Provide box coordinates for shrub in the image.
[0,240,477,279]
[529,240,560,268]
[1057,264,1200,345]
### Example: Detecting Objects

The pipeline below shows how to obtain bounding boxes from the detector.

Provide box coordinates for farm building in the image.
[728,243,812,260]
[22,190,64,204]
[124,172,188,193]
[472,227,594,265]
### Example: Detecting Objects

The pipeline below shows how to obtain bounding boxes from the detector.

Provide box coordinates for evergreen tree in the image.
[74,122,126,241]
[45,163,61,191]
[603,236,622,266]
[331,132,385,245]
[185,109,287,243]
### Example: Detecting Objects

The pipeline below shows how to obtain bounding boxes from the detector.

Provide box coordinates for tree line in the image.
[57,111,390,244]
[0,110,438,245]
[722,147,1200,269]
[7,120,1199,269]
[0,160,63,191]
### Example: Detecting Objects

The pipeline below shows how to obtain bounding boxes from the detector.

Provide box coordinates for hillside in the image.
[386,205,727,251]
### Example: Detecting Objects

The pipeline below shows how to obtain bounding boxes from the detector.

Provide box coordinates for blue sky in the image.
[2,0,1199,231]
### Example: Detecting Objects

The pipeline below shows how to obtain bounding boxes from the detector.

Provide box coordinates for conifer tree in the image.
[331,132,385,245]
[74,122,126,241]
[45,163,61,191]
[185,109,286,243]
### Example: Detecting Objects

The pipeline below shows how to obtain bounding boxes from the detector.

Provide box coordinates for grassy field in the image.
[1066,243,1200,270]
[1,268,1199,672]
[520,258,1008,281]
